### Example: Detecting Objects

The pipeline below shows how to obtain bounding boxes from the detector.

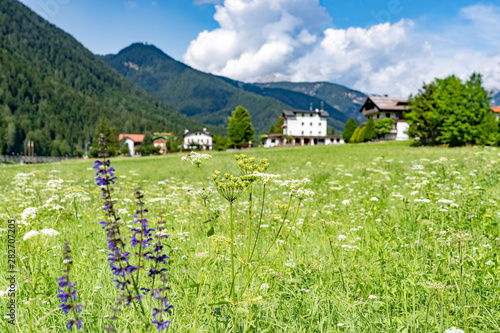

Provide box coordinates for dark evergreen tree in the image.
[363,118,376,141]
[342,118,357,143]
[267,116,284,134]
[228,106,255,148]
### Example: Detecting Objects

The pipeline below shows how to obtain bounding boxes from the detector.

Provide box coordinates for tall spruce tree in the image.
[228,106,255,148]
[363,118,376,141]
[342,118,357,143]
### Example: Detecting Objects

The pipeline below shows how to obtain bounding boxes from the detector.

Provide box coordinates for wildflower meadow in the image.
[1,141,499,332]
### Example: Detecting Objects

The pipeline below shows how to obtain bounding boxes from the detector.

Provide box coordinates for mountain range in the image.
[101,43,367,134]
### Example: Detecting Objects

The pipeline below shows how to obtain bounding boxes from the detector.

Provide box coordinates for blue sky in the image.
[19,0,500,96]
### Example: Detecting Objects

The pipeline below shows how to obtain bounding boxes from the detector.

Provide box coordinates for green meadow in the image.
[1,141,499,332]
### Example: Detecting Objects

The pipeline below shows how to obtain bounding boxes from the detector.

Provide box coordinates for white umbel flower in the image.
[181,152,212,166]
[253,172,280,184]
[23,230,40,241]
[39,229,60,237]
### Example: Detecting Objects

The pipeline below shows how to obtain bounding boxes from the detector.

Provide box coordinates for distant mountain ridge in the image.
[102,43,366,134]
[492,89,500,106]
[254,82,367,123]
[0,0,214,156]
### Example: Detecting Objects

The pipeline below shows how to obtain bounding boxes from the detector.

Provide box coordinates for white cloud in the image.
[184,0,331,82]
[184,1,500,96]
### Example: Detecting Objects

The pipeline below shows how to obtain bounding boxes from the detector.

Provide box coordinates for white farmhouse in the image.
[118,134,144,156]
[263,107,344,147]
[359,96,410,140]
[183,128,213,150]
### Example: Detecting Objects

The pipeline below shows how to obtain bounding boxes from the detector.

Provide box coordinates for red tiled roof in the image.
[118,134,144,143]
[491,106,500,113]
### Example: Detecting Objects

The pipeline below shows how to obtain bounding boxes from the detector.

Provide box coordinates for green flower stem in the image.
[197,166,233,238]
[254,199,302,294]
[249,184,266,263]
[240,195,293,294]
[229,200,237,330]
[246,183,253,285]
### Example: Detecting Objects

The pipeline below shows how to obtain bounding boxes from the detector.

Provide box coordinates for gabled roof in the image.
[152,134,170,140]
[491,106,500,113]
[118,134,144,143]
[183,130,211,137]
[283,109,329,117]
[360,96,409,112]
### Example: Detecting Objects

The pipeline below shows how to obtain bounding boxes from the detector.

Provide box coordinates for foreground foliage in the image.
[0,142,499,332]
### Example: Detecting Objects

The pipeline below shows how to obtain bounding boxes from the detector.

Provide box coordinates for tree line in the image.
[342,74,499,146]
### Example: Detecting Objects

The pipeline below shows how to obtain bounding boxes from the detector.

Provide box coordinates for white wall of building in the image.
[125,138,135,156]
[264,137,284,148]
[396,122,409,141]
[284,112,327,137]
[183,132,213,150]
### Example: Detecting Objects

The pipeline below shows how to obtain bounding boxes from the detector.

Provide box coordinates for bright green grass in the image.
[0,141,499,332]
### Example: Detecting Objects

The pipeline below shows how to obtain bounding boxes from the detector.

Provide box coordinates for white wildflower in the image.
[20,207,38,221]
[342,199,350,205]
[281,178,310,190]
[23,230,40,241]
[291,188,315,200]
[181,152,212,166]
[260,283,269,291]
[368,295,377,299]
[39,229,60,237]
[485,261,495,266]
[253,172,280,184]
[338,235,347,241]
[370,197,379,202]
[47,178,64,187]
[444,327,465,333]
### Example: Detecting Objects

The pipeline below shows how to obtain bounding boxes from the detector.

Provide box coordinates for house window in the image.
[310,114,313,117]
[319,131,321,135]
[301,122,304,126]
[310,122,313,126]
[301,131,304,135]
[310,131,312,135]
[318,123,321,126]
[386,112,390,118]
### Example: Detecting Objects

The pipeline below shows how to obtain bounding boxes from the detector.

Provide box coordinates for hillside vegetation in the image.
[0,0,215,156]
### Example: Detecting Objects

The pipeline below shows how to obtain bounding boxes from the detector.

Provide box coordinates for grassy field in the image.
[1,141,499,332]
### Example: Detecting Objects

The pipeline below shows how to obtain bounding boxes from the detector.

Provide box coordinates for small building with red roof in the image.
[118,134,144,156]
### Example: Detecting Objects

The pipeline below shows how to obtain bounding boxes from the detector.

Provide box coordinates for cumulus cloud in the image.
[184,0,500,96]
[184,0,331,82]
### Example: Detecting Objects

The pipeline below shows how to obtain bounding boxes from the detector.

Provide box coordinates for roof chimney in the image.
[309,102,313,111]
[184,129,189,134]
[320,101,324,112]
[203,128,206,132]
